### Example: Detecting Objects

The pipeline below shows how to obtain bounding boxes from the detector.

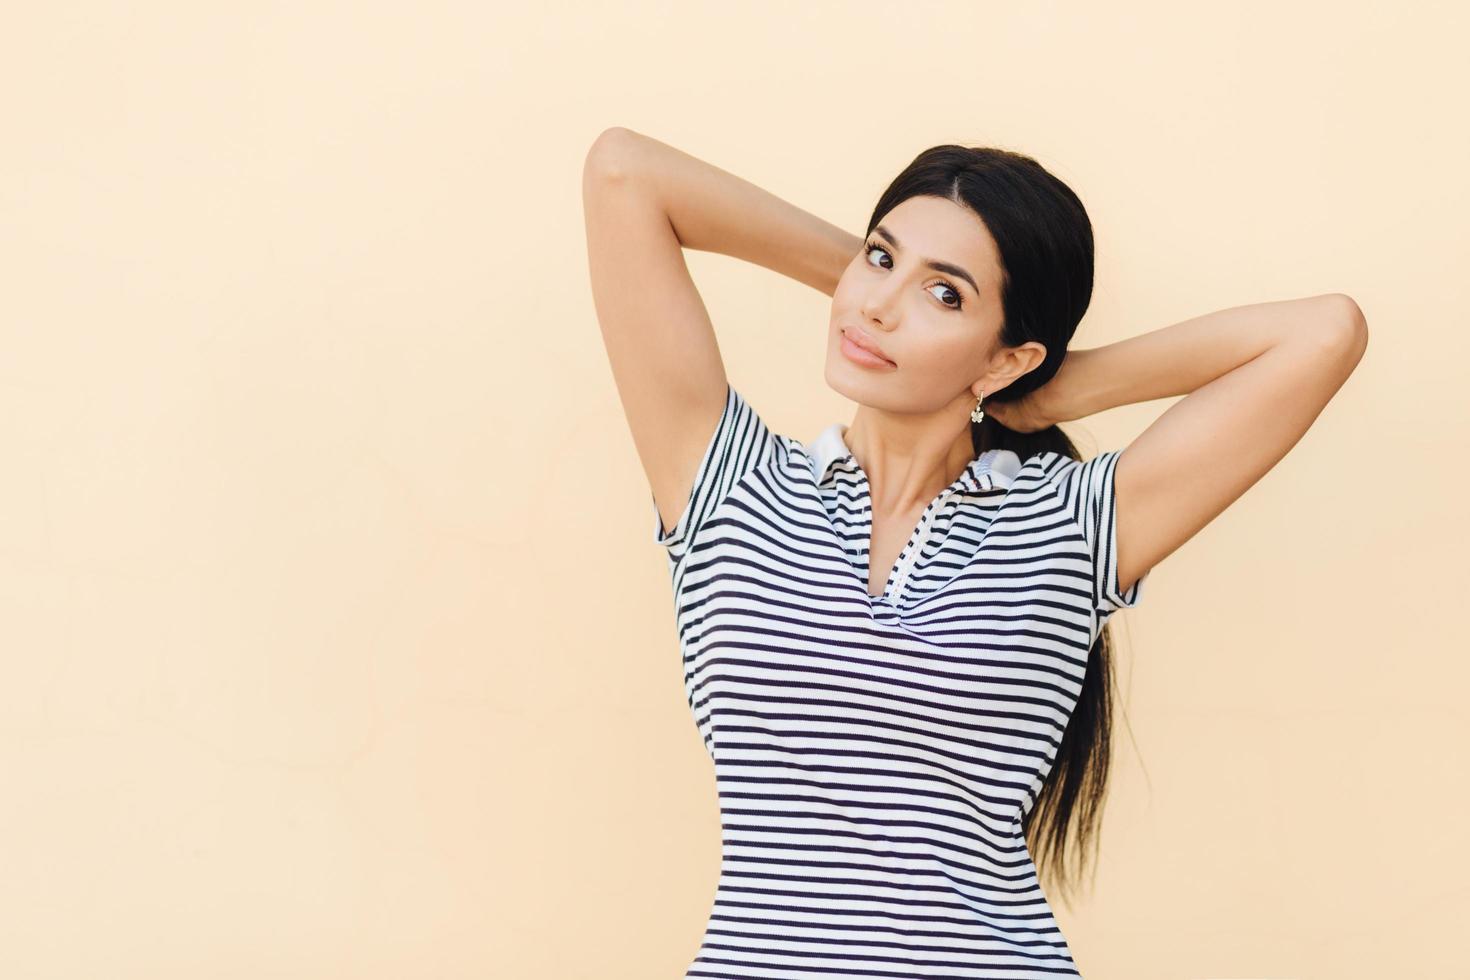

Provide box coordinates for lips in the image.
[842,328,894,365]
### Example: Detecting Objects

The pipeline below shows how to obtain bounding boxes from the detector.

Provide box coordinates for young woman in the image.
[581,126,1367,979]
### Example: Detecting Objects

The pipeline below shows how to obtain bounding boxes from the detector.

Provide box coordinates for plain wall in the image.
[2,2,1465,978]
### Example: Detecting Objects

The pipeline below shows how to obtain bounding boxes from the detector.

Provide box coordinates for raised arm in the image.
[580,127,860,537]
[1050,294,1370,595]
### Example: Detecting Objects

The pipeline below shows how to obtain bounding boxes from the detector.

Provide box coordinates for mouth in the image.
[840,328,896,368]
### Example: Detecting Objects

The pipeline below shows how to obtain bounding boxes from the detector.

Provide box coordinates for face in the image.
[826,195,1020,415]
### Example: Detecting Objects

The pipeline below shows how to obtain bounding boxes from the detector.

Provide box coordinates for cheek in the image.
[901,335,980,380]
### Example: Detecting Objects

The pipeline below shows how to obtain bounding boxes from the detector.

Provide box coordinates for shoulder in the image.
[1026,448,1123,491]
[1023,448,1130,539]
[1027,448,1081,481]
[986,448,1079,500]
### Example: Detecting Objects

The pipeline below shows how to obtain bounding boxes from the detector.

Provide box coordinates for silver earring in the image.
[970,390,986,424]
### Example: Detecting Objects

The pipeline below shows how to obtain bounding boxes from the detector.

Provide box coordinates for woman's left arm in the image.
[1049,293,1370,596]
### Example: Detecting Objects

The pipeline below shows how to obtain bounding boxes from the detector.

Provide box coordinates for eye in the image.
[863,240,891,270]
[864,241,965,311]
[927,282,963,310]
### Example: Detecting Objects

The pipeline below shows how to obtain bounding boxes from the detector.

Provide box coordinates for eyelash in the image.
[863,241,965,311]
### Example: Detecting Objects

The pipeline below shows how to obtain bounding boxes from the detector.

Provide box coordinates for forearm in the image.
[1052,294,1360,421]
[588,127,861,296]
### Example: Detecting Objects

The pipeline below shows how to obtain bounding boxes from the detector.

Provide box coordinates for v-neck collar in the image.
[805,422,1024,610]
[806,422,1021,493]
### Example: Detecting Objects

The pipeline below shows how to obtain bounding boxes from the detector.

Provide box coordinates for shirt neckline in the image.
[806,422,1022,494]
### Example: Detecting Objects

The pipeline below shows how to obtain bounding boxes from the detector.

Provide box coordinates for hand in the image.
[982,350,1085,432]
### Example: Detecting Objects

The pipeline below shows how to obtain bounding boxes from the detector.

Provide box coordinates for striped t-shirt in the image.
[651,383,1148,979]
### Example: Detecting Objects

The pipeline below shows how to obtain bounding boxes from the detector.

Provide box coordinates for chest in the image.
[664,463,1102,665]
[865,506,929,599]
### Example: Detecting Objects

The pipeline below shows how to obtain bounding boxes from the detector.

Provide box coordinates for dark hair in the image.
[867,144,1122,909]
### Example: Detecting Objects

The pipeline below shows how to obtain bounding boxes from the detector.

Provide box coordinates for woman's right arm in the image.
[581,127,859,537]
[601,128,863,296]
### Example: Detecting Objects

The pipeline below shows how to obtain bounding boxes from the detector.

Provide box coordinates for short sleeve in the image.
[650,383,779,560]
[1047,448,1149,620]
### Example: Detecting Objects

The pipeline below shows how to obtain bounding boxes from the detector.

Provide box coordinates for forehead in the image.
[878,196,1003,290]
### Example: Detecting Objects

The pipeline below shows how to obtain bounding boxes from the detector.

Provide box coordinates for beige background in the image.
[3,3,1466,979]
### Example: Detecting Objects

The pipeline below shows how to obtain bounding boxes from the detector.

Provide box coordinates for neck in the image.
[842,418,976,514]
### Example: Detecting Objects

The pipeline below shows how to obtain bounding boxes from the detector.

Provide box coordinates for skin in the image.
[584,127,1369,602]
[826,194,1046,522]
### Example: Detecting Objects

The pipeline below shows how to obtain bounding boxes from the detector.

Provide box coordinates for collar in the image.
[806,423,1022,493]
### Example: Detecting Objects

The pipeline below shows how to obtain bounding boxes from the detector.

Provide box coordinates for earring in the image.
[970,390,986,424]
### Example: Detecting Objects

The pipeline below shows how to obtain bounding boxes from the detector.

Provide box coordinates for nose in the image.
[859,281,902,329]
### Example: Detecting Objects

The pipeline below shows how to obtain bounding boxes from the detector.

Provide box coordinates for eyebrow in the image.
[872,224,981,298]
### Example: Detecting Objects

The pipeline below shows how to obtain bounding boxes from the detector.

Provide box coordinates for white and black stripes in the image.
[650,383,1149,979]
[1036,447,1145,619]
[653,382,781,563]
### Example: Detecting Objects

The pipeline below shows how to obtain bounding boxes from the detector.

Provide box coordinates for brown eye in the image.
[864,241,964,311]
[929,283,962,309]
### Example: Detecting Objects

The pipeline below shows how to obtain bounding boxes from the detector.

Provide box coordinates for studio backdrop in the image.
[2,3,1465,979]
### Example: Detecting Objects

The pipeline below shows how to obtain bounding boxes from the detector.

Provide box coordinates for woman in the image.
[581,127,1367,979]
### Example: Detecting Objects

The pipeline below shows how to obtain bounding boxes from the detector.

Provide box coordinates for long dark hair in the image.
[867,144,1124,909]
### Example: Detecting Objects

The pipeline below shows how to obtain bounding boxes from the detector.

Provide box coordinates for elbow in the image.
[1324,292,1367,330]
[1318,292,1369,367]
[584,127,643,185]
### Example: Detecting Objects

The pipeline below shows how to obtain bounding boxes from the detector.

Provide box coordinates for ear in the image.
[1016,341,1049,374]
[977,341,1048,398]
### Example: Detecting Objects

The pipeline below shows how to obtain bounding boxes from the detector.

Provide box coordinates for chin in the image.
[821,358,851,398]
[822,357,840,393]
[823,360,873,403]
